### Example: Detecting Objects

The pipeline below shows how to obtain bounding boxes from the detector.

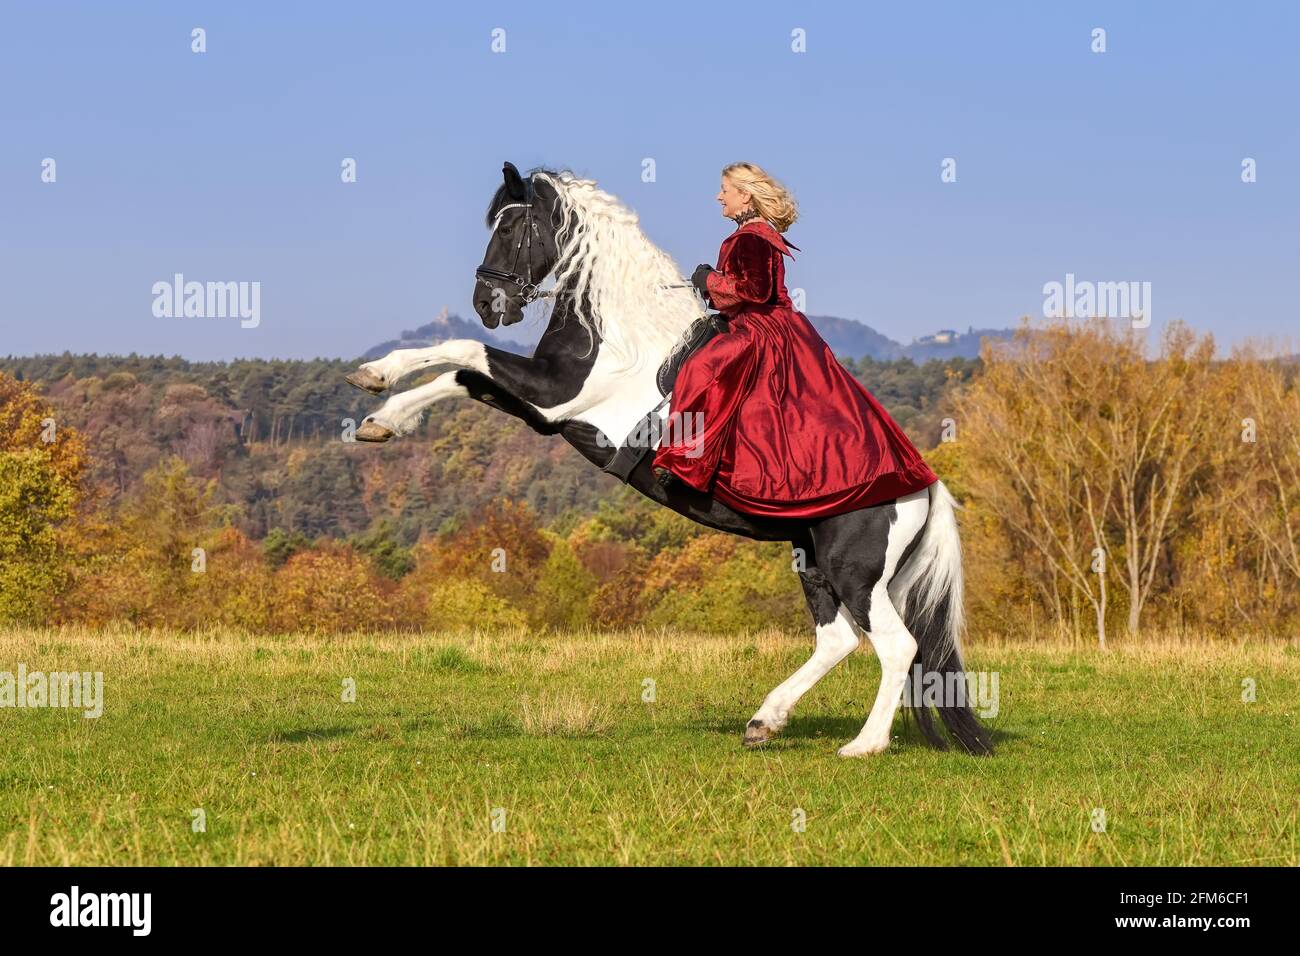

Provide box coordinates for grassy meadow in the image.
[1,625,1296,866]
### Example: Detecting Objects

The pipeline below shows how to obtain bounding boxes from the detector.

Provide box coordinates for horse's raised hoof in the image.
[354,420,394,443]
[345,367,387,394]
[743,719,778,748]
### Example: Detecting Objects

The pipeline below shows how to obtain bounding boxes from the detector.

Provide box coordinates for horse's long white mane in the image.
[534,170,704,373]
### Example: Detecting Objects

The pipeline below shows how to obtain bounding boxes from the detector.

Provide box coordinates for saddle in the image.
[601,312,728,483]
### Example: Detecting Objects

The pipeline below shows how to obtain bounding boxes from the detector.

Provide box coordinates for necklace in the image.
[731,209,761,227]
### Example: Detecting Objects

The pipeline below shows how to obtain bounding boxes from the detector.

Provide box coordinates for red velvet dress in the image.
[651,219,938,518]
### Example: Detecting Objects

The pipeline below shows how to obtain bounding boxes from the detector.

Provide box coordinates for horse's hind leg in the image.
[744,564,859,747]
[813,491,928,757]
[837,588,916,756]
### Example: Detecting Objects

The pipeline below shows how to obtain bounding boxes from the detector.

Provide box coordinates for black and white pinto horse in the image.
[346,163,993,757]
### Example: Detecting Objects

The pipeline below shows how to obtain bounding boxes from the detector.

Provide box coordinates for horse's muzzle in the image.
[472,285,524,328]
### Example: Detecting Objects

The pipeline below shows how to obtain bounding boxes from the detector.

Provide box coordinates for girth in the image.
[601,312,729,483]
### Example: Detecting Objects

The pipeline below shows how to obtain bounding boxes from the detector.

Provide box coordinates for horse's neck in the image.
[533,298,601,366]
[533,296,670,443]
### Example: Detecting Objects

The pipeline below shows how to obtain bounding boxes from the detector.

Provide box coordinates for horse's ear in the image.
[503,162,526,200]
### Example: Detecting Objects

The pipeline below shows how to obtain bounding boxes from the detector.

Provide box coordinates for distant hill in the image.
[803,318,1012,361]
[806,315,904,360]
[364,309,1012,363]
[901,327,1016,362]
[362,308,530,360]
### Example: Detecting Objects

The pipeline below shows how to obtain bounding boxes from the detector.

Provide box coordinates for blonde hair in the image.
[722,162,798,233]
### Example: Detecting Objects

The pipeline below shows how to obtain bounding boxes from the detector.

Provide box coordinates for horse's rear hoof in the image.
[346,368,387,394]
[355,420,394,443]
[743,719,777,748]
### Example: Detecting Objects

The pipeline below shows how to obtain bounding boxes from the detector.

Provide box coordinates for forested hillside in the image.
[5,321,1299,639]
[0,352,975,544]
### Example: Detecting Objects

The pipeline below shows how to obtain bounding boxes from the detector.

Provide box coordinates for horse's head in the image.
[473,162,561,329]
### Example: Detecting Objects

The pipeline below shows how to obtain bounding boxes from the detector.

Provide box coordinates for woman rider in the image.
[651,162,938,518]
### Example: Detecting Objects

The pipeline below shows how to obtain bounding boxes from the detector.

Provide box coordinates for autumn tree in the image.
[954,319,1223,644]
[0,372,87,623]
[1184,350,1300,630]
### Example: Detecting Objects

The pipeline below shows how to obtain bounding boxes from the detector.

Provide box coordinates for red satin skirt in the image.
[651,306,938,519]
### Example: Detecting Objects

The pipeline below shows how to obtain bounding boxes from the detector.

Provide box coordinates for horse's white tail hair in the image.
[889,480,992,755]
[888,479,966,666]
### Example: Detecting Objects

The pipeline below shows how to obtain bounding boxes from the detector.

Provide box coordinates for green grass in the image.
[1,625,1296,865]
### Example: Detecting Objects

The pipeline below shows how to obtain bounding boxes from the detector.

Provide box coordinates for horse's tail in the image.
[889,480,994,756]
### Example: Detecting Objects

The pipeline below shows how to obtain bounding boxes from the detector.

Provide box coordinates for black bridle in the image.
[475,177,555,304]
[475,174,701,307]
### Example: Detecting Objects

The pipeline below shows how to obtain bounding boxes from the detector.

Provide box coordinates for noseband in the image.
[475,177,554,304]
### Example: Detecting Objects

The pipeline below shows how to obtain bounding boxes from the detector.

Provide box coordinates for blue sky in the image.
[2,1,1296,360]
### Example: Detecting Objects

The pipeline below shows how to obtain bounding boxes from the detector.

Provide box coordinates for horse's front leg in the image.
[353,341,570,442]
[346,340,489,394]
[354,365,558,442]
[355,370,473,441]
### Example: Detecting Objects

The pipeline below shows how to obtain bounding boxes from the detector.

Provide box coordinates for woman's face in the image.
[717,177,752,218]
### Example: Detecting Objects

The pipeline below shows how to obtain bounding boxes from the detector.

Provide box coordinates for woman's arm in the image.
[705,234,777,306]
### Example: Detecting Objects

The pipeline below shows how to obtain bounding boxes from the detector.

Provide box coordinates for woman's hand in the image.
[691,263,715,300]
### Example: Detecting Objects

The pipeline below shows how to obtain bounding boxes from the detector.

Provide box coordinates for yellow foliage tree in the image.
[0,373,87,623]
[953,318,1224,645]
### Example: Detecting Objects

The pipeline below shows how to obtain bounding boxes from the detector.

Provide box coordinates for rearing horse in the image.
[345,162,992,757]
